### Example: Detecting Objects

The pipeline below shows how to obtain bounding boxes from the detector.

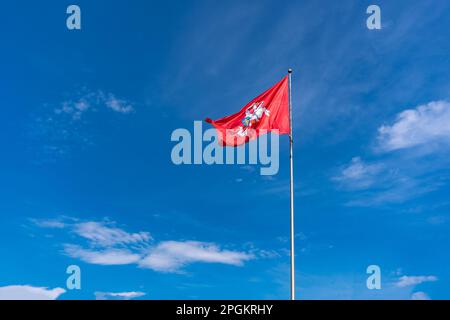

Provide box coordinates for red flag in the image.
[205,75,290,146]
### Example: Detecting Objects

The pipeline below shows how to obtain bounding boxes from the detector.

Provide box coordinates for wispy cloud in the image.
[29,218,67,229]
[33,217,254,273]
[73,221,152,247]
[266,264,438,300]
[63,244,142,265]
[139,241,253,273]
[344,175,439,207]
[94,291,145,300]
[334,100,450,206]
[0,285,65,300]
[102,93,134,114]
[55,97,91,120]
[411,291,431,300]
[395,275,438,288]
[333,157,434,206]
[333,157,384,190]
[29,89,134,163]
[54,90,134,120]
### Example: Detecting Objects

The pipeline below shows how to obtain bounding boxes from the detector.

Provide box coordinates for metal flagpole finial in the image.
[288,68,293,73]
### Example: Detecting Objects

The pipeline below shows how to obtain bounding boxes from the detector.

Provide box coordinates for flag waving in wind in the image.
[205,75,290,146]
[206,70,297,300]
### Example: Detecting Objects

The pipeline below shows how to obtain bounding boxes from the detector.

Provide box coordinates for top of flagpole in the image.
[288,68,292,73]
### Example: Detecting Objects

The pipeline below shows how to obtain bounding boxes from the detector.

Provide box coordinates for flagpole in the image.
[288,68,295,300]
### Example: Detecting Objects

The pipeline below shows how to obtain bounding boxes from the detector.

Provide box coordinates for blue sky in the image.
[0,0,450,300]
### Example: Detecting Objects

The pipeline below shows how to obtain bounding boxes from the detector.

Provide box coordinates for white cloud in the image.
[73,221,152,247]
[333,157,384,190]
[103,94,134,114]
[333,101,450,205]
[64,241,253,272]
[35,218,254,273]
[396,275,438,287]
[139,241,254,272]
[30,218,66,229]
[32,218,152,247]
[63,244,141,265]
[55,99,91,120]
[411,291,431,300]
[0,285,65,300]
[377,100,450,152]
[54,91,134,120]
[95,291,145,300]
[32,90,134,162]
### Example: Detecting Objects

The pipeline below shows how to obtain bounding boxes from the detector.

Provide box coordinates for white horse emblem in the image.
[236,102,270,137]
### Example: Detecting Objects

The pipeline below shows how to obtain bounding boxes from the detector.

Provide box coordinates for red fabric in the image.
[205,75,290,146]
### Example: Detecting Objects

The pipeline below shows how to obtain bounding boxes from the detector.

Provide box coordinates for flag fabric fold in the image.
[205,75,290,146]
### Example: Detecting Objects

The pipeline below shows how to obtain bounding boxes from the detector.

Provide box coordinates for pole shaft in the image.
[288,70,295,300]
